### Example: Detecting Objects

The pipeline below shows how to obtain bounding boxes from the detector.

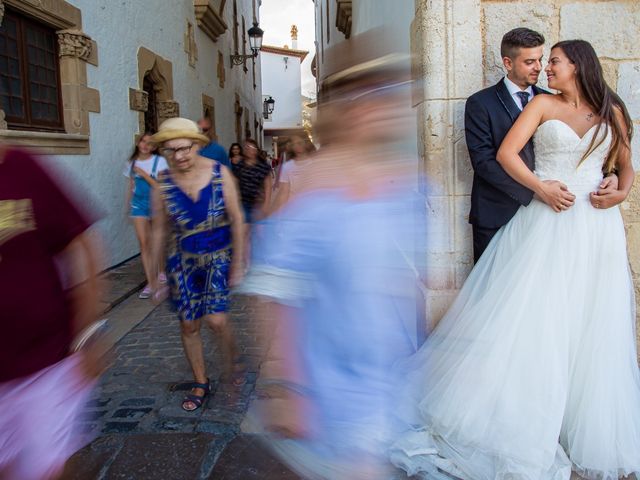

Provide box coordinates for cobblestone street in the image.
[57,258,415,479]
[61,287,302,480]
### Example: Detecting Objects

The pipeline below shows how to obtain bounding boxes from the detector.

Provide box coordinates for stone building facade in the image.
[0,0,264,266]
[413,0,640,335]
[313,0,640,335]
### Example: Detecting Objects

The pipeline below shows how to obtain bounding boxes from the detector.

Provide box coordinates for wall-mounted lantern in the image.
[230,22,264,67]
[263,96,275,119]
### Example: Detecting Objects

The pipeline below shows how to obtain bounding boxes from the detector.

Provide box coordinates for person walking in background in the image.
[270,134,316,214]
[197,117,230,168]
[124,132,168,298]
[228,142,244,166]
[231,138,272,223]
[0,146,105,480]
[149,118,246,412]
[241,43,419,480]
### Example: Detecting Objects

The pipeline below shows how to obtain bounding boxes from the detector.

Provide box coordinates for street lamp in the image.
[263,96,275,119]
[230,22,264,67]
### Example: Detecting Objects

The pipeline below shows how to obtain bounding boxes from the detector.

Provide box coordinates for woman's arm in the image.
[496,96,576,212]
[133,166,160,188]
[257,173,274,220]
[125,178,133,218]
[149,186,167,296]
[589,107,635,208]
[64,230,108,378]
[220,165,246,286]
[270,181,291,215]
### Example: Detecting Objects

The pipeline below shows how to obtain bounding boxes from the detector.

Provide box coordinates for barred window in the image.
[0,10,64,131]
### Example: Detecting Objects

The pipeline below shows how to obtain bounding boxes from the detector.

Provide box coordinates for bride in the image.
[391,40,639,479]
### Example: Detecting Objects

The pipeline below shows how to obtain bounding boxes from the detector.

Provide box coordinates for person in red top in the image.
[0,146,103,480]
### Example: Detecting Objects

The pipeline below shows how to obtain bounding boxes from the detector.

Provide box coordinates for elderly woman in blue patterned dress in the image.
[150,118,245,412]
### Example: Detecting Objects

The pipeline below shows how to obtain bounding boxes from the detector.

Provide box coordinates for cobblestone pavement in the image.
[62,295,304,480]
[61,268,416,480]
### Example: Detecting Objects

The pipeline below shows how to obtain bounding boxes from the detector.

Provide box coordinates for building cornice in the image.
[261,44,308,62]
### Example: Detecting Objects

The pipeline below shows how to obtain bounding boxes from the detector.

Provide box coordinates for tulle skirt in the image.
[391,196,640,480]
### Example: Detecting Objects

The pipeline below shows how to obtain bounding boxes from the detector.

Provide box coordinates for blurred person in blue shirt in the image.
[197,116,230,168]
[240,38,422,479]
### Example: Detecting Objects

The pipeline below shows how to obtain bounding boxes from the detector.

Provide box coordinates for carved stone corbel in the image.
[157,100,179,122]
[194,0,228,42]
[57,29,92,61]
[129,89,149,112]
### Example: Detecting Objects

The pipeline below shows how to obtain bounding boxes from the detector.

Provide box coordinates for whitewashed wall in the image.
[413,0,640,332]
[49,0,262,267]
[261,50,303,129]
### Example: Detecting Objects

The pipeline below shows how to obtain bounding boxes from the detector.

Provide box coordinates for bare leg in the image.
[132,217,154,285]
[149,216,165,276]
[204,313,241,382]
[179,319,208,410]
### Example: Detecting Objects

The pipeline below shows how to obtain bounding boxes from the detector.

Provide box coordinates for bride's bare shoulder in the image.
[530,93,558,107]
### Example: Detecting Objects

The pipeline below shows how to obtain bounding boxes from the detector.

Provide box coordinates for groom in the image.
[465,28,574,262]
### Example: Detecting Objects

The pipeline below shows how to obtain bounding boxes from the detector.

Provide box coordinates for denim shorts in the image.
[130,194,151,217]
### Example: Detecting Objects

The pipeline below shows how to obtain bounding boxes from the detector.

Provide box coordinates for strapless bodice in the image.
[533,119,611,197]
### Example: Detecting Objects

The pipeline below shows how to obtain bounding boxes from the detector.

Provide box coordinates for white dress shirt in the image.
[504,76,534,111]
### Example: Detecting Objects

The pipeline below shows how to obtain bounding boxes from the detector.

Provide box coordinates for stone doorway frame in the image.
[129,47,179,137]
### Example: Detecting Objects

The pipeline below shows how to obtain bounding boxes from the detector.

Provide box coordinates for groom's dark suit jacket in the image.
[465,78,549,229]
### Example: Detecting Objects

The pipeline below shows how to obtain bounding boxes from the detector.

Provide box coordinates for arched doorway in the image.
[142,73,158,133]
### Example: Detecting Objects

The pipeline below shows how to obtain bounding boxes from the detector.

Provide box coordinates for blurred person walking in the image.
[197,117,231,168]
[228,142,244,166]
[270,134,315,214]
[231,138,273,223]
[124,132,168,298]
[240,45,419,479]
[0,146,104,480]
[150,118,246,412]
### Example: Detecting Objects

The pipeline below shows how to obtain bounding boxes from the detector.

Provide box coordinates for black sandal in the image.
[181,380,210,412]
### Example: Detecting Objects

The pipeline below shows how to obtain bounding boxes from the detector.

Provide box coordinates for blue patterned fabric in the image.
[159,163,232,320]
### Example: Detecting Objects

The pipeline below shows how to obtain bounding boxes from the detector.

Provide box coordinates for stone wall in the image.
[414,0,640,334]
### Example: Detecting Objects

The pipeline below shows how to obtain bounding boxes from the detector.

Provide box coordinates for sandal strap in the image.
[191,382,210,393]
[184,393,205,405]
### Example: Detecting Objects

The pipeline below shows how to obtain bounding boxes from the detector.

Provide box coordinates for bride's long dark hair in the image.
[552,40,633,173]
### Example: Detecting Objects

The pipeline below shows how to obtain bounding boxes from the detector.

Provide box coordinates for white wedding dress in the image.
[390,120,640,480]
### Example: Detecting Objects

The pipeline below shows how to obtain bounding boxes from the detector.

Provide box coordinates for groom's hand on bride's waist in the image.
[535,180,576,213]
[589,174,625,210]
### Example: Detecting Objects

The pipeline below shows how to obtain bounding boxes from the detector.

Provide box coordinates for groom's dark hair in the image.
[501,28,545,59]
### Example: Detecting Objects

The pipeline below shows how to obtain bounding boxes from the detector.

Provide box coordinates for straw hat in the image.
[151,117,209,145]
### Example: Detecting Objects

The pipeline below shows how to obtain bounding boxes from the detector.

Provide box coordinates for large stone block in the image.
[425,195,455,251]
[601,60,619,92]
[617,62,640,121]
[627,222,640,279]
[425,290,459,328]
[632,126,640,171]
[455,137,473,196]
[453,194,473,266]
[482,1,558,87]
[449,0,483,98]
[415,0,482,100]
[560,3,640,59]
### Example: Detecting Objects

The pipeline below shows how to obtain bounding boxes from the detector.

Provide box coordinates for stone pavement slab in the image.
[62,295,269,479]
[208,435,301,480]
[63,287,414,479]
[99,256,147,314]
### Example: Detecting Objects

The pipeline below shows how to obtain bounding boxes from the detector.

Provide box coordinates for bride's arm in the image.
[589,107,635,209]
[497,96,576,213]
